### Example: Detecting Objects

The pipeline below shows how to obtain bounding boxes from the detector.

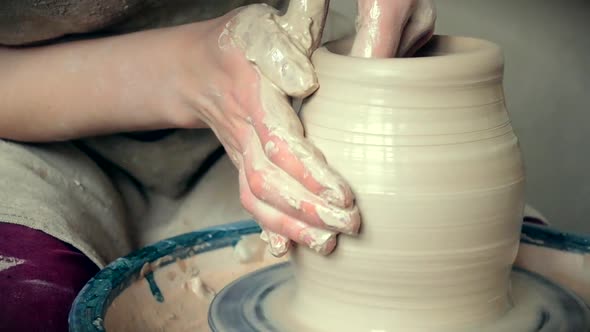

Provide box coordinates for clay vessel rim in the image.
[313,35,504,84]
[320,34,501,63]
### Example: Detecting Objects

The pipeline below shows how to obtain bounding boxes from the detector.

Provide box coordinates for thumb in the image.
[279,0,330,55]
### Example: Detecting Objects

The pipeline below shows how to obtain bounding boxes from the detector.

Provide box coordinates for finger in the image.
[254,79,355,209]
[226,5,318,97]
[243,130,360,234]
[240,171,338,255]
[251,35,318,98]
[351,0,415,58]
[279,0,330,54]
[397,0,436,57]
[260,229,291,257]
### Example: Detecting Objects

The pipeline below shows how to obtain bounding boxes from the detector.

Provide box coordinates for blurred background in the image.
[325,0,590,234]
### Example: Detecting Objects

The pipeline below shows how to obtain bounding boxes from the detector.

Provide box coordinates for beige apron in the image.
[0,130,249,267]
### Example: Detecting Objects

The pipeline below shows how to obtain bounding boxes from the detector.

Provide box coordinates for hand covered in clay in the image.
[191,1,360,256]
[351,0,437,58]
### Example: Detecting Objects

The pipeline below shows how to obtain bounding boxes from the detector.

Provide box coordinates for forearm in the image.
[0,22,213,142]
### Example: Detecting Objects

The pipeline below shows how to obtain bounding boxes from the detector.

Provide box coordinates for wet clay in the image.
[277,36,526,331]
[104,234,287,331]
[260,265,588,332]
[351,0,436,58]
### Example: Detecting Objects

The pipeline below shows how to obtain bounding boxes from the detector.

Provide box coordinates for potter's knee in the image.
[0,222,99,331]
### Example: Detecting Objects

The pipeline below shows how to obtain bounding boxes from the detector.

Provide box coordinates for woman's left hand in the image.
[179,1,361,257]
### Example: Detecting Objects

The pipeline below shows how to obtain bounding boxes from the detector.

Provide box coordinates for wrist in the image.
[123,24,210,130]
[166,16,230,129]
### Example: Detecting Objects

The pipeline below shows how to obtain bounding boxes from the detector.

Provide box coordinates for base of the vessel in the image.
[209,262,590,332]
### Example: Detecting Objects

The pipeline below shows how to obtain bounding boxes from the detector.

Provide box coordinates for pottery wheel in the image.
[209,262,590,332]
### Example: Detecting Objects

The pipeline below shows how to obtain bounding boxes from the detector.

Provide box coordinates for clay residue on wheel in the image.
[104,234,287,331]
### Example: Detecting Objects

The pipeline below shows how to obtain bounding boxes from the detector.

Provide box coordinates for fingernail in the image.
[299,228,337,255]
[316,205,360,235]
[320,183,353,208]
[266,232,290,257]
[320,188,344,207]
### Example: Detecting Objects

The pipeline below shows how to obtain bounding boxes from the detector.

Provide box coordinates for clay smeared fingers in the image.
[279,0,330,54]
[397,0,436,57]
[243,131,360,235]
[244,156,361,235]
[224,4,318,98]
[351,0,435,58]
[250,32,318,98]
[260,133,356,211]
[260,229,291,257]
[253,81,355,209]
[240,171,338,255]
[259,126,354,209]
[351,0,414,58]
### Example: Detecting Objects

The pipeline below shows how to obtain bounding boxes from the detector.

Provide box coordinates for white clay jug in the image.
[287,36,526,331]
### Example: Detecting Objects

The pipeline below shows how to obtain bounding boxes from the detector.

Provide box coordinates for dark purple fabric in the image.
[0,222,99,332]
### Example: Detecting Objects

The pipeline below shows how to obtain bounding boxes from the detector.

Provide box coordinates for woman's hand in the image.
[351,0,437,58]
[180,1,361,256]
